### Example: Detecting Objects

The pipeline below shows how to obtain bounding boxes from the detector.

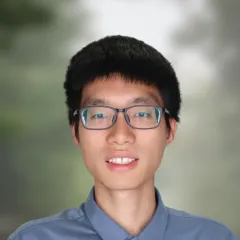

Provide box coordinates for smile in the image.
[107,157,137,164]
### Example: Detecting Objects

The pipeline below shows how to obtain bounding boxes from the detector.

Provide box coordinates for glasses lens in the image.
[81,107,115,129]
[126,106,162,128]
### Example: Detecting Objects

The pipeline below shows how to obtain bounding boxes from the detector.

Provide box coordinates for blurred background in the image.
[1,0,239,239]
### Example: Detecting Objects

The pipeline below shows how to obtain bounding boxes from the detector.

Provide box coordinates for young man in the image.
[8,35,238,240]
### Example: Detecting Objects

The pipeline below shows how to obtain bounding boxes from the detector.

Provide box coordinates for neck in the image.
[94,180,157,236]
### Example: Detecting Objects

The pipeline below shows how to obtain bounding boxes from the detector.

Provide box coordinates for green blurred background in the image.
[0,0,239,239]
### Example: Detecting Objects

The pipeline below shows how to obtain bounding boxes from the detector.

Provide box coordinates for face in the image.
[72,75,176,191]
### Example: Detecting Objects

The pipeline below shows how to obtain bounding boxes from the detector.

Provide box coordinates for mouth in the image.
[106,157,138,165]
[106,156,139,172]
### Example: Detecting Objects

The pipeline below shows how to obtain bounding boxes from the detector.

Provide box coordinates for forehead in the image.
[81,75,163,107]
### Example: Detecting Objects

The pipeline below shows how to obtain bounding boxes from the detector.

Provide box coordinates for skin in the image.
[72,74,177,236]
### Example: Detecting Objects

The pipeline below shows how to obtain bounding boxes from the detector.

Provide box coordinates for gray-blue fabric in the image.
[8,187,239,240]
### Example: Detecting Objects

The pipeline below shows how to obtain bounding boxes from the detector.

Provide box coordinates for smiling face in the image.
[72,75,176,191]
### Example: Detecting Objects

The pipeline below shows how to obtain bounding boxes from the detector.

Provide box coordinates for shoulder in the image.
[166,207,238,239]
[7,204,95,240]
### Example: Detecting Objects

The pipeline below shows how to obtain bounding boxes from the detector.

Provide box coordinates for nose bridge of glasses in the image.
[114,108,130,123]
[111,107,129,126]
[115,108,125,113]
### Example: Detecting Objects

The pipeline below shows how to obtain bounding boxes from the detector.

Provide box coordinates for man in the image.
[8,35,238,239]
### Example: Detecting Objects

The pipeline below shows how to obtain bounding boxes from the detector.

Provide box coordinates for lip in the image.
[106,152,139,172]
[106,152,139,162]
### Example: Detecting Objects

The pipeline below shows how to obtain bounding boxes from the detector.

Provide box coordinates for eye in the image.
[135,112,151,117]
[91,113,107,119]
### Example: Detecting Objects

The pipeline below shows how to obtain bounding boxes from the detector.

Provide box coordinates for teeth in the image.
[108,158,136,164]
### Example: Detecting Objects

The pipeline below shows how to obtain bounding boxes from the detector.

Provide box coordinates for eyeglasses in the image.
[73,105,170,130]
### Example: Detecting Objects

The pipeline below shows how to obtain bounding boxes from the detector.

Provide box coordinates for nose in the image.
[106,112,135,146]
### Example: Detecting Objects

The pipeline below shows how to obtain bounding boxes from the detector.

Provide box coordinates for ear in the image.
[71,123,80,146]
[166,118,177,145]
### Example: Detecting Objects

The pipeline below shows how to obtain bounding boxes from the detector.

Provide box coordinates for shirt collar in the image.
[84,186,169,240]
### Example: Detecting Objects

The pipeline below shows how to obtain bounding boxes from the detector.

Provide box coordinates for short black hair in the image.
[64,35,181,129]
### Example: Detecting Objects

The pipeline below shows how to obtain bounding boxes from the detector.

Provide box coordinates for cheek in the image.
[137,128,167,149]
[136,129,167,164]
[78,130,106,164]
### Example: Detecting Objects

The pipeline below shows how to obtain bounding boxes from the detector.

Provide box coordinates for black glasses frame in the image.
[73,105,170,130]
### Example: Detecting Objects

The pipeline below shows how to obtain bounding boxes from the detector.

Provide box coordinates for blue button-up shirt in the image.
[8,187,238,240]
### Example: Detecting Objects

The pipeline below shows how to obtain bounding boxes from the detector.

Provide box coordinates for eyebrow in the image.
[82,94,160,107]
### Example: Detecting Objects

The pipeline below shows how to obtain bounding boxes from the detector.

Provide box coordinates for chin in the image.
[99,179,145,191]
